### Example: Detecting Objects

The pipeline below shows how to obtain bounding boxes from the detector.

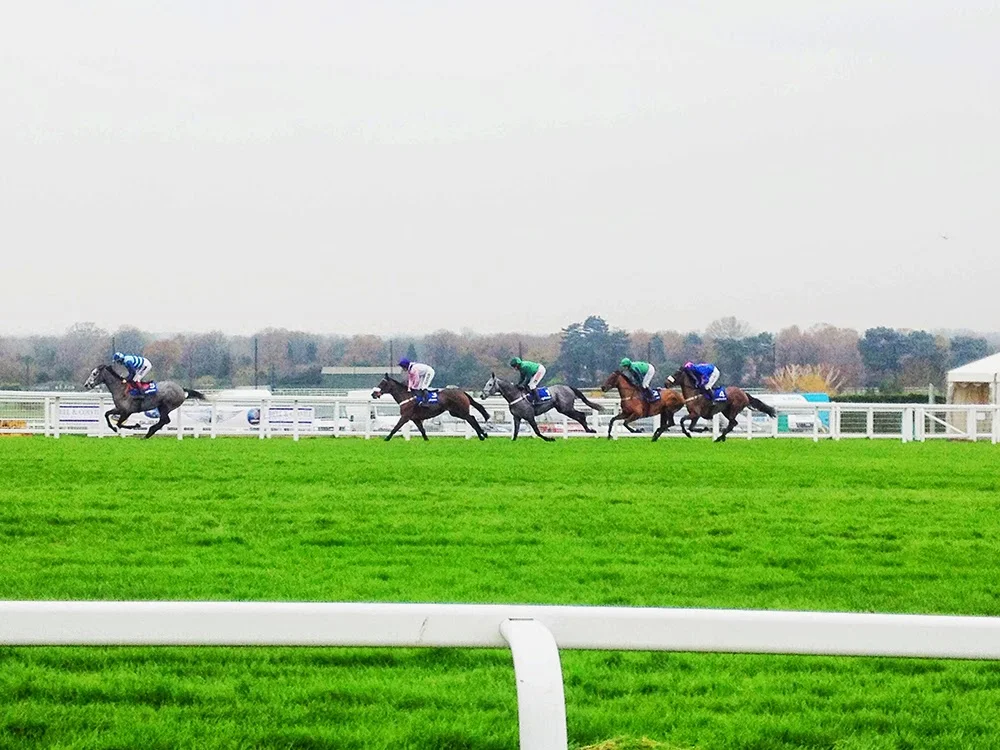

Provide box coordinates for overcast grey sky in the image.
[2,1,997,337]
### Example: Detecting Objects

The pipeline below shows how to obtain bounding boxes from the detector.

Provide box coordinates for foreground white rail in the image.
[2,390,998,442]
[3,601,1000,750]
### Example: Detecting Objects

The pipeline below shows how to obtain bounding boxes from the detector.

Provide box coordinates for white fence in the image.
[3,601,1000,750]
[1,390,998,443]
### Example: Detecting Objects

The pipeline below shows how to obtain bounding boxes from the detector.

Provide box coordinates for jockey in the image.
[684,361,721,401]
[399,358,435,404]
[620,357,656,401]
[113,352,152,393]
[509,357,545,402]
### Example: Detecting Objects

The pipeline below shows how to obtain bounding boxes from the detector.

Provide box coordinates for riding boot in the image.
[700,386,713,402]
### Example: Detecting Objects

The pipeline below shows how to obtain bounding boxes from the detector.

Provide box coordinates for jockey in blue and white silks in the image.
[113,352,152,390]
[684,361,720,400]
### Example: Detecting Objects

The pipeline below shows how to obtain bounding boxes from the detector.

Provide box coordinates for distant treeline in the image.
[0,316,994,394]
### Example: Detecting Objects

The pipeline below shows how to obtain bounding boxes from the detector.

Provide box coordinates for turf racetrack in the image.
[1,437,999,749]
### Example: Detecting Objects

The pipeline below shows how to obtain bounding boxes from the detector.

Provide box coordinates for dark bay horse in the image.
[665,367,777,442]
[83,364,207,439]
[480,374,602,441]
[372,375,489,441]
[600,370,685,441]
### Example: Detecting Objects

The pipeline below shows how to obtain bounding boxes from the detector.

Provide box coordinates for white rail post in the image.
[258,399,267,440]
[562,413,569,439]
[993,406,999,445]
[210,400,218,439]
[176,401,183,440]
[333,399,341,437]
[365,401,372,440]
[745,408,753,439]
[712,412,720,440]
[500,619,568,750]
[902,407,912,443]
[831,404,840,440]
[812,405,820,442]
[43,397,51,437]
[968,406,977,441]
[771,408,779,438]
[866,408,874,439]
[293,399,300,442]
[53,396,60,439]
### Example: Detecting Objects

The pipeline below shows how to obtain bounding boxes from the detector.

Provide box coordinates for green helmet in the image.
[509,357,521,367]
[620,357,632,368]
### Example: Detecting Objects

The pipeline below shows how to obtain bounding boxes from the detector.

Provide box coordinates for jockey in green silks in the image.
[620,357,657,401]
[509,357,546,402]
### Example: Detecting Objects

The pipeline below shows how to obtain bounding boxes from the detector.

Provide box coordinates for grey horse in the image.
[83,364,207,439]
[481,373,602,441]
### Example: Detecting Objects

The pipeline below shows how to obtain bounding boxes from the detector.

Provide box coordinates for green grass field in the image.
[1,437,999,749]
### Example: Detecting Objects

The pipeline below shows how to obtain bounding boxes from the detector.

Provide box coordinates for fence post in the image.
[293,399,300,442]
[866,408,874,439]
[210,400,218,439]
[500,619,568,750]
[52,397,60,439]
[44,397,51,437]
[333,399,341,437]
[259,399,268,440]
[562,413,569,440]
[813,405,820,442]
[712,412,720,440]
[176,401,183,440]
[365,402,372,440]
[968,406,977,441]
[993,406,999,445]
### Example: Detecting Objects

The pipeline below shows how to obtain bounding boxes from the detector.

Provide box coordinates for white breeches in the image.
[527,365,545,389]
[414,368,435,390]
[641,366,655,389]
[704,367,720,390]
[132,362,152,382]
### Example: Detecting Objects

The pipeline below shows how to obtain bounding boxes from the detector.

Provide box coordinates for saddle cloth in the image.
[416,390,440,405]
[533,387,552,403]
[128,382,158,398]
[645,389,661,402]
[710,387,727,402]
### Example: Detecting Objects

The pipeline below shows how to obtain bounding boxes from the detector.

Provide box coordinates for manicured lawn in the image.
[1,437,998,748]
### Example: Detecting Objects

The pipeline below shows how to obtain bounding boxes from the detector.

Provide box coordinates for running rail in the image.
[3,601,1000,750]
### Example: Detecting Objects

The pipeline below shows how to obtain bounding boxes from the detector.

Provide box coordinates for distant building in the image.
[321,366,392,390]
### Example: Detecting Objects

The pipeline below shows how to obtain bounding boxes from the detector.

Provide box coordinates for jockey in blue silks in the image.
[684,361,721,401]
[113,352,152,392]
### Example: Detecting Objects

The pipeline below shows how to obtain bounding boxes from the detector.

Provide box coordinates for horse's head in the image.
[83,366,103,390]
[664,367,688,387]
[481,372,500,400]
[600,370,624,392]
[371,374,391,399]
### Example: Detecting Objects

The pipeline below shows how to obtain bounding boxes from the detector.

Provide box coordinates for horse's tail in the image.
[185,389,208,401]
[570,386,604,413]
[466,393,491,421]
[746,394,776,418]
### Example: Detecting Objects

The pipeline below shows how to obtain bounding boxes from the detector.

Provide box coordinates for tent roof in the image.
[947,352,1000,383]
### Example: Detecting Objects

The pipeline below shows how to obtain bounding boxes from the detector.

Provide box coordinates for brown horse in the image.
[600,370,686,441]
[665,367,777,442]
[372,375,490,441]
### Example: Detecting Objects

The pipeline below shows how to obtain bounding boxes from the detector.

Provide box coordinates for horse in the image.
[664,366,777,442]
[480,373,602,442]
[600,370,686,441]
[83,363,207,439]
[372,375,490,441]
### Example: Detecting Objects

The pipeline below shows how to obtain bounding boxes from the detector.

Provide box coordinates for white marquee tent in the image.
[947,353,1000,405]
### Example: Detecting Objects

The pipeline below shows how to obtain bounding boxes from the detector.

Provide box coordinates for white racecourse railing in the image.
[3,601,1000,750]
[1,390,998,443]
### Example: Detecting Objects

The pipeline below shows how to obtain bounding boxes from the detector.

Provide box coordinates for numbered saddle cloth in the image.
[417,390,440,405]
[711,387,727,402]
[533,387,552,403]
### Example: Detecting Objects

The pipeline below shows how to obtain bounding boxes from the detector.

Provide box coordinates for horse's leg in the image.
[413,419,429,441]
[144,410,170,439]
[607,412,623,439]
[564,408,593,433]
[526,415,555,442]
[104,409,119,433]
[512,415,521,441]
[715,415,738,443]
[623,418,643,433]
[385,415,409,441]
[463,415,486,440]
[680,415,694,438]
[652,411,667,442]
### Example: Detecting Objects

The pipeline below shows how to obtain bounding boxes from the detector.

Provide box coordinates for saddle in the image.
[709,386,727,402]
[415,389,440,406]
[644,389,661,403]
[128,381,157,398]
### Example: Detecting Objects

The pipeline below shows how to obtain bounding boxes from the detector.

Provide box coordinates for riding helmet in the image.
[398,358,410,369]
[509,357,521,367]
[620,357,631,368]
